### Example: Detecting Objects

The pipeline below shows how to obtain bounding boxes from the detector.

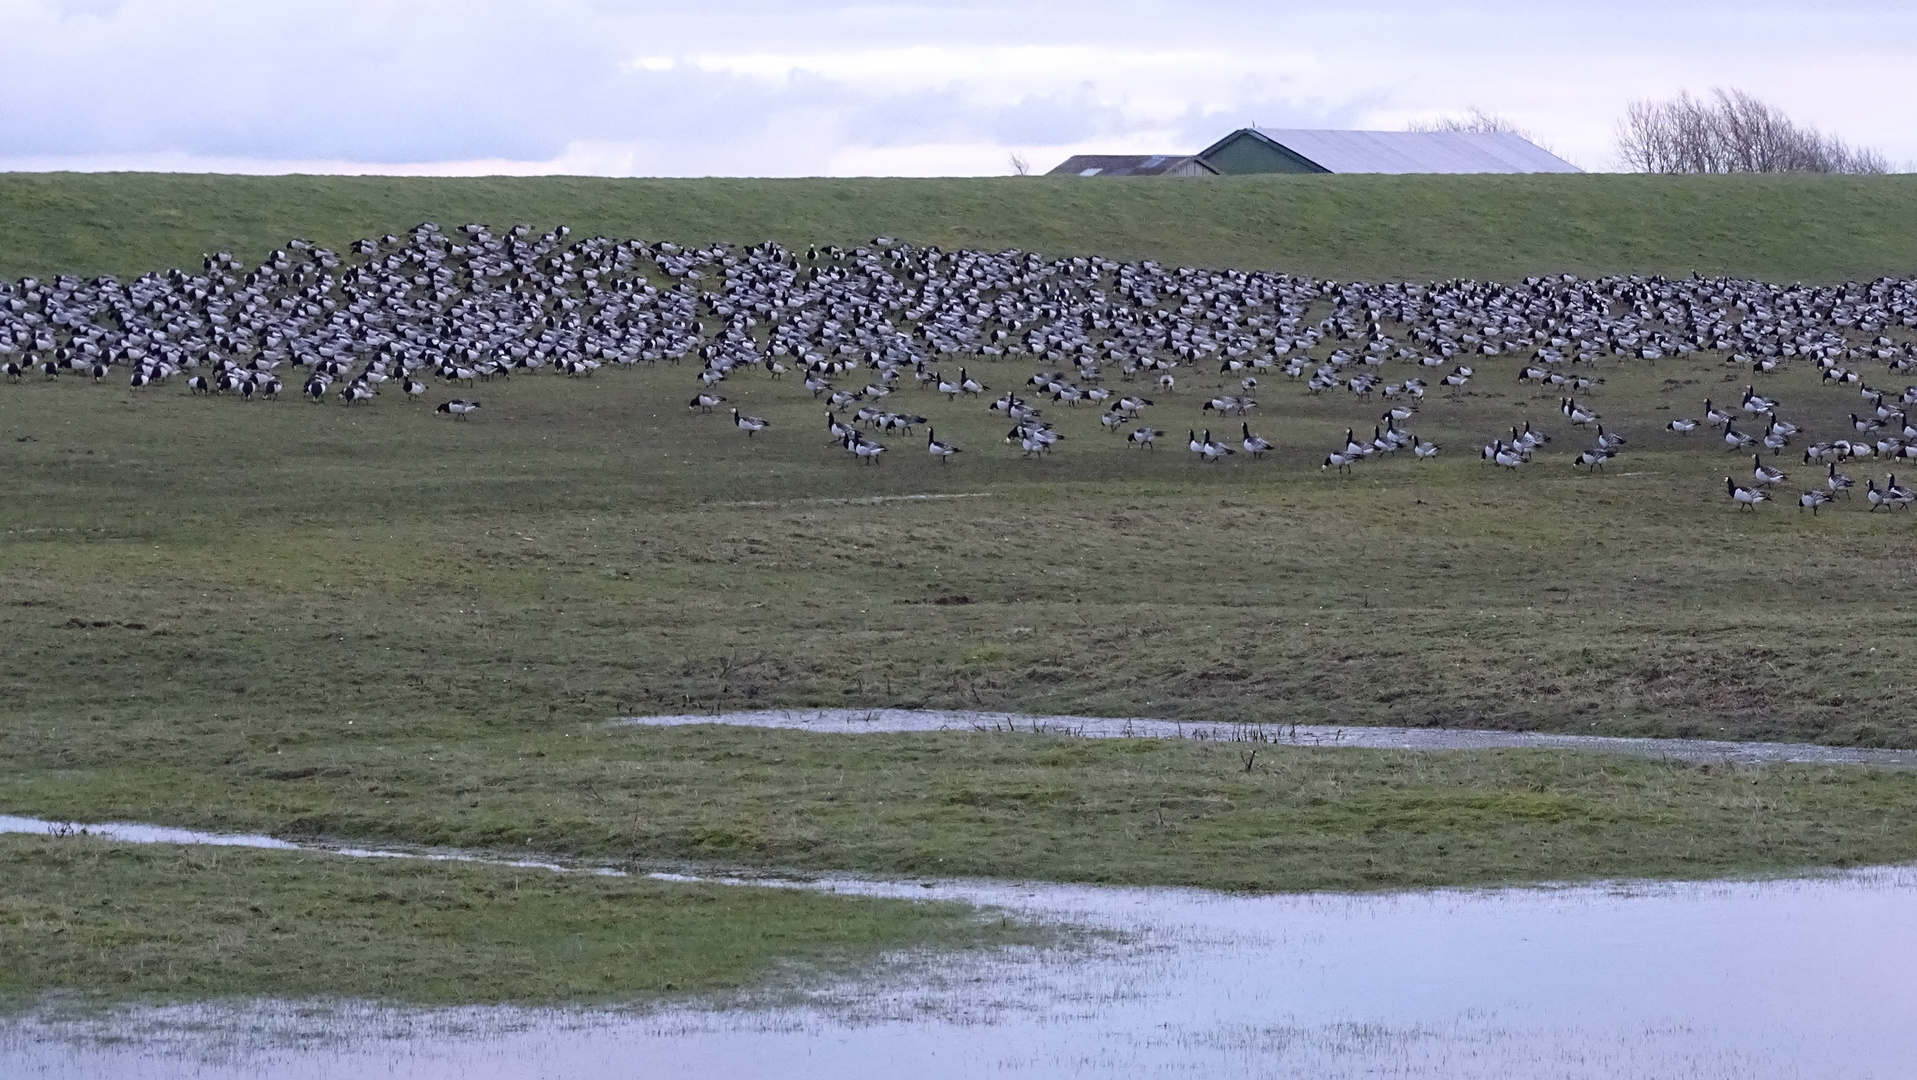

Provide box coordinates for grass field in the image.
[0,833,1030,1007]
[6,186,1917,1006]
[3,171,1916,285]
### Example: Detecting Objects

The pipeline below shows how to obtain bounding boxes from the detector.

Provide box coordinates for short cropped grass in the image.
[4,343,1916,751]
[0,833,1027,1008]
[8,729,1917,895]
[3,171,1915,284]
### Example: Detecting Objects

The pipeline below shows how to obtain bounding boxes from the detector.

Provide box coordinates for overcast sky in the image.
[1,0,1909,176]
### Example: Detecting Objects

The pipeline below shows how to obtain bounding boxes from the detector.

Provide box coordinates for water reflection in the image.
[7,845,1917,1079]
[616,707,1917,768]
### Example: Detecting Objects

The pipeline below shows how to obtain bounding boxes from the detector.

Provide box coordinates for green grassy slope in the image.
[2,172,1914,284]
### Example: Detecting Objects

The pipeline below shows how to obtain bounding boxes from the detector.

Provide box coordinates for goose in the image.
[688,392,727,413]
[1890,474,1916,507]
[1704,399,1733,428]
[1322,450,1357,472]
[1666,417,1698,434]
[1,360,21,382]
[187,375,211,395]
[926,429,959,463]
[1723,424,1755,450]
[1343,429,1370,458]
[1490,442,1526,471]
[1128,426,1162,449]
[1240,423,1272,459]
[1595,426,1627,452]
[731,408,769,437]
[1198,430,1234,462]
[1562,398,1599,426]
[1188,429,1206,456]
[1411,436,1440,460]
[1740,388,1776,414]
[1798,490,1830,514]
[1574,448,1614,471]
[402,377,427,400]
[1826,463,1855,497]
[339,382,374,405]
[959,369,985,396]
[936,372,962,398]
[1099,410,1126,433]
[825,411,856,443]
[849,435,887,465]
[1116,395,1152,416]
[1752,455,1787,487]
[1726,477,1767,510]
[435,399,479,419]
[1867,479,1890,511]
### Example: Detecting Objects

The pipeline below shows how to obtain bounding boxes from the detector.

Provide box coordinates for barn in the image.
[1194,128,1580,174]
[1047,129,1579,176]
[1045,154,1215,177]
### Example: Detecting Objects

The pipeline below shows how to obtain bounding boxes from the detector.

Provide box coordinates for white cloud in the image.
[0,0,1909,176]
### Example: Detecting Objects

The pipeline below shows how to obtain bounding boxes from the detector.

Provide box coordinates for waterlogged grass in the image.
[3,172,1916,284]
[8,729,1917,894]
[0,833,1029,1007]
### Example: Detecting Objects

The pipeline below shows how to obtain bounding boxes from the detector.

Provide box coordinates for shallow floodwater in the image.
[618,706,1917,768]
[4,814,1917,1079]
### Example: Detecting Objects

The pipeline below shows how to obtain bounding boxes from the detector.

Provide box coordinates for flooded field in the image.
[4,813,1916,1079]
[617,708,1917,768]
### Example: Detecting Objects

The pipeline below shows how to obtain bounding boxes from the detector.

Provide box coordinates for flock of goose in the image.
[3,222,1915,511]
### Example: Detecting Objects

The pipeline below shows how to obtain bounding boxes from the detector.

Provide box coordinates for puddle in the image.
[5,813,1917,1077]
[616,707,1917,768]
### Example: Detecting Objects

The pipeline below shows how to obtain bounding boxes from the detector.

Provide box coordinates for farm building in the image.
[1049,129,1579,176]
[1046,154,1215,177]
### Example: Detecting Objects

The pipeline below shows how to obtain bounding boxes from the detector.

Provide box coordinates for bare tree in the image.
[1408,107,1529,138]
[1616,88,1886,174]
[1008,152,1031,177]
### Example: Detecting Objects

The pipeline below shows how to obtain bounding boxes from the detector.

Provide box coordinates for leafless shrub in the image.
[1008,152,1031,177]
[1616,88,1886,174]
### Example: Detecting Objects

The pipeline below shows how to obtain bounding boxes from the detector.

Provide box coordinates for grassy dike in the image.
[0,833,1033,1007]
[2,171,1915,285]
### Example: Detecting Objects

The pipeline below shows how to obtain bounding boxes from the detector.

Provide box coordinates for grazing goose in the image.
[1726,477,1767,510]
[1561,397,1599,426]
[731,408,768,437]
[435,399,480,419]
[926,429,959,463]
[1128,426,1162,449]
[688,392,727,413]
[1798,490,1830,514]
[1574,448,1615,471]
[1322,450,1358,472]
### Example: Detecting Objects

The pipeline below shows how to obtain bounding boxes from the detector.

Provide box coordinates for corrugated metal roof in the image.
[1235,130,1579,174]
[1046,154,1214,177]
